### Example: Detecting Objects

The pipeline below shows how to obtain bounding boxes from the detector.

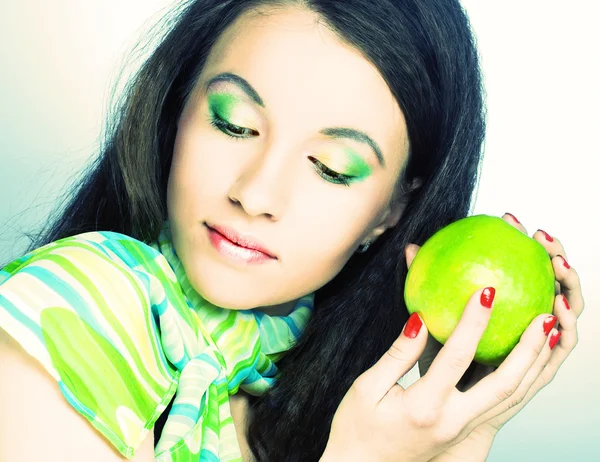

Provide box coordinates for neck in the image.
[256,298,300,317]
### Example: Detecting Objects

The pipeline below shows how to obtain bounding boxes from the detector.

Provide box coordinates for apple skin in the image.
[404,214,555,366]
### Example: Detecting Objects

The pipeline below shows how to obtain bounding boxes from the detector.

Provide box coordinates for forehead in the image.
[198,6,408,167]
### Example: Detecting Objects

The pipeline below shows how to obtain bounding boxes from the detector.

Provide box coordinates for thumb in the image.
[358,313,428,400]
[405,243,421,269]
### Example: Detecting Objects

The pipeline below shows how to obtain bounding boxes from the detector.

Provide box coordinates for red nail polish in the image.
[404,312,423,339]
[538,229,554,242]
[543,315,557,336]
[480,287,495,309]
[561,294,571,310]
[505,213,520,224]
[549,331,561,350]
[558,255,571,269]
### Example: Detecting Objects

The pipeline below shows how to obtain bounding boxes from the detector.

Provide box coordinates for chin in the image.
[187,271,268,311]
[204,294,256,311]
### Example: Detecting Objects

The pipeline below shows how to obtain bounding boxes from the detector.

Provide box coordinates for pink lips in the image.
[206,223,277,263]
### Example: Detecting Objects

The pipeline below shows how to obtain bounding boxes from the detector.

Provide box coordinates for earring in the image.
[357,240,371,253]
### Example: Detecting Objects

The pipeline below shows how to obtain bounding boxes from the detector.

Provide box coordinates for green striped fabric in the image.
[0,223,313,460]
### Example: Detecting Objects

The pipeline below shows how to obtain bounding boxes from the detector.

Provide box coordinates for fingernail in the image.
[561,294,571,310]
[558,254,570,269]
[549,331,562,350]
[404,312,423,339]
[505,212,520,224]
[538,229,554,242]
[480,287,496,309]
[543,315,557,336]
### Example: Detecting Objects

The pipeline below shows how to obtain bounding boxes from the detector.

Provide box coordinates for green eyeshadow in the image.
[207,93,240,119]
[343,148,373,180]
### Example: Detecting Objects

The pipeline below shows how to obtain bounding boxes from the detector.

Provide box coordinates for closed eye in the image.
[208,113,259,139]
[308,157,355,187]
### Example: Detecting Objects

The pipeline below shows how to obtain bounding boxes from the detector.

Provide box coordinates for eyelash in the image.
[208,112,355,187]
[209,112,257,139]
[308,157,354,187]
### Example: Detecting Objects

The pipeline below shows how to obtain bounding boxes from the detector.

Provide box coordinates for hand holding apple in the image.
[411,213,585,461]
[322,213,584,462]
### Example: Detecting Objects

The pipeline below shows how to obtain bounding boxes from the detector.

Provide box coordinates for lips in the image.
[206,223,277,259]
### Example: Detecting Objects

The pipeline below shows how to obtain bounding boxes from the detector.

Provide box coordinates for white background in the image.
[1,1,598,460]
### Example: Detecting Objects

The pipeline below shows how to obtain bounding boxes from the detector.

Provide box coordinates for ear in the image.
[363,196,407,243]
[364,177,422,243]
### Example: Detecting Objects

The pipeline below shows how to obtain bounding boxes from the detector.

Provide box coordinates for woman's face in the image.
[167,6,409,312]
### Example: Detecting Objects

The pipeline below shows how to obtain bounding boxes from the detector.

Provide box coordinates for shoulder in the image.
[0,232,179,458]
[0,325,158,461]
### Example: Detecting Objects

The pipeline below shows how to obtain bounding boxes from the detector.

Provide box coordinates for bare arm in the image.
[0,328,156,462]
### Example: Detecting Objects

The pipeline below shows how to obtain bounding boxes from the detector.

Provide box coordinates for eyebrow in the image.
[206,73,264,107]
[319,127,385,167]
[206,72,385,167]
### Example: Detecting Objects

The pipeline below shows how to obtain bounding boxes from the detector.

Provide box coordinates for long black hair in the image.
[31,0,486,460]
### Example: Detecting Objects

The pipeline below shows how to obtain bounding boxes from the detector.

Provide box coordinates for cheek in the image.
[281,196,386,283]
[168,128,237,213]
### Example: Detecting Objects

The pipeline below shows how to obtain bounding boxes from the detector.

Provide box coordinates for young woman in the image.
[0,0,583,461]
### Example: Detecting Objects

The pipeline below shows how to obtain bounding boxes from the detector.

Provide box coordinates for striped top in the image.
[0,224,314,461]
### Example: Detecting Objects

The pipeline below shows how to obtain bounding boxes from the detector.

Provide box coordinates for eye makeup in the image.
[208,93,238,120]
[205,79,375,186]
[311,147,373,185]
[207,92,259,137]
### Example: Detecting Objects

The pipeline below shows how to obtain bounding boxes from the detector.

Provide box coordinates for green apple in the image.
[404,214,555,366]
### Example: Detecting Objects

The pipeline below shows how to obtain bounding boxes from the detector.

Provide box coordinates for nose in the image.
[227,142,294,220]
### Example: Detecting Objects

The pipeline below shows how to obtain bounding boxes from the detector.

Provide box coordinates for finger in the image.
[544,291,579,370]
[533,228,567,261]
[358,312,428,401]
[551,254,584,317]
[472,324,559,430]
[502,212,528,234]
[532,228,570,297]
[461,312,556,422]
[421,287,495,402]
[467,327,558,430]
[523,291,575,398]
[405,243,421,269]
[467,290,578,428]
